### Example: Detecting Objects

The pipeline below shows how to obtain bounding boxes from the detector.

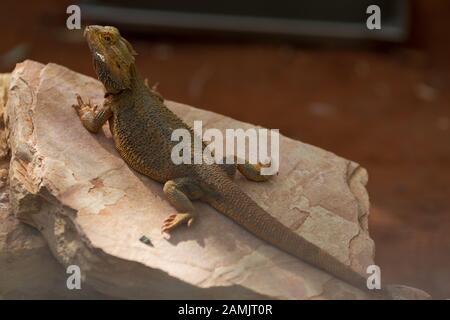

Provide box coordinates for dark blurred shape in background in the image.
[80,0,408,42]
[0,0,449,298]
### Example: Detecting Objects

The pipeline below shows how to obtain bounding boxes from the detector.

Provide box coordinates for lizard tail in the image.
[204,178,431,299]
[204,177,371,294]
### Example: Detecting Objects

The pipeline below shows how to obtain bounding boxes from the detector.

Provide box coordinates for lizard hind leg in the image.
[161,178,203,234]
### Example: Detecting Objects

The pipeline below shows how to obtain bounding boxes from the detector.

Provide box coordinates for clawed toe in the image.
[161,213,194,234]
[73,94,97,114]
[72,95,86,114]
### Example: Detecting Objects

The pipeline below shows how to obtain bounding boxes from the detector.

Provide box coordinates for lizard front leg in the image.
[72,94,112,133]
[161,178,203,234]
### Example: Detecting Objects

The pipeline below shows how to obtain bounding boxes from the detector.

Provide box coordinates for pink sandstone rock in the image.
[5,60,377,299]
[0,72,106,299]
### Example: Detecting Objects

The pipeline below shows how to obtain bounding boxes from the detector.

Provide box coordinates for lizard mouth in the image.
[83,26,99,52]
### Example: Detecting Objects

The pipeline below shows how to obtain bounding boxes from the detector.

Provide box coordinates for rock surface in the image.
[5,60,376,299]
[0,74,9,159]
[0,198,109,299]
[0,72,108,299]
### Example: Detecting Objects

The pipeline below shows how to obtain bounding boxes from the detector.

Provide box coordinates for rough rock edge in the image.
[0,71,109,299]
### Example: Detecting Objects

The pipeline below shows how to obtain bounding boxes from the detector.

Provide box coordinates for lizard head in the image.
[84,25,137,93]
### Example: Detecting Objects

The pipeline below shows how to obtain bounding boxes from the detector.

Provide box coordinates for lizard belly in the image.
[110,113,179,183]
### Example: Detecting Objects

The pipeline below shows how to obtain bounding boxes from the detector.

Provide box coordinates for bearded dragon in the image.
[73,25,429,300]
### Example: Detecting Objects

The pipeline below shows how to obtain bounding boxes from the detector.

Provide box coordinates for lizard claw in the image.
[258,157,278,176]
[72,94,98,116]
[161,213,194,234]
[72,94,83,112]
[76,94,84,105]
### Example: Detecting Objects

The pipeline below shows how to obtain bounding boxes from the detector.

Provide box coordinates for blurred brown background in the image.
[0,0,448,298]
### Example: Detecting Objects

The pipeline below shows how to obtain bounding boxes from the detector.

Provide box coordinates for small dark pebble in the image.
[139,235,153,246]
